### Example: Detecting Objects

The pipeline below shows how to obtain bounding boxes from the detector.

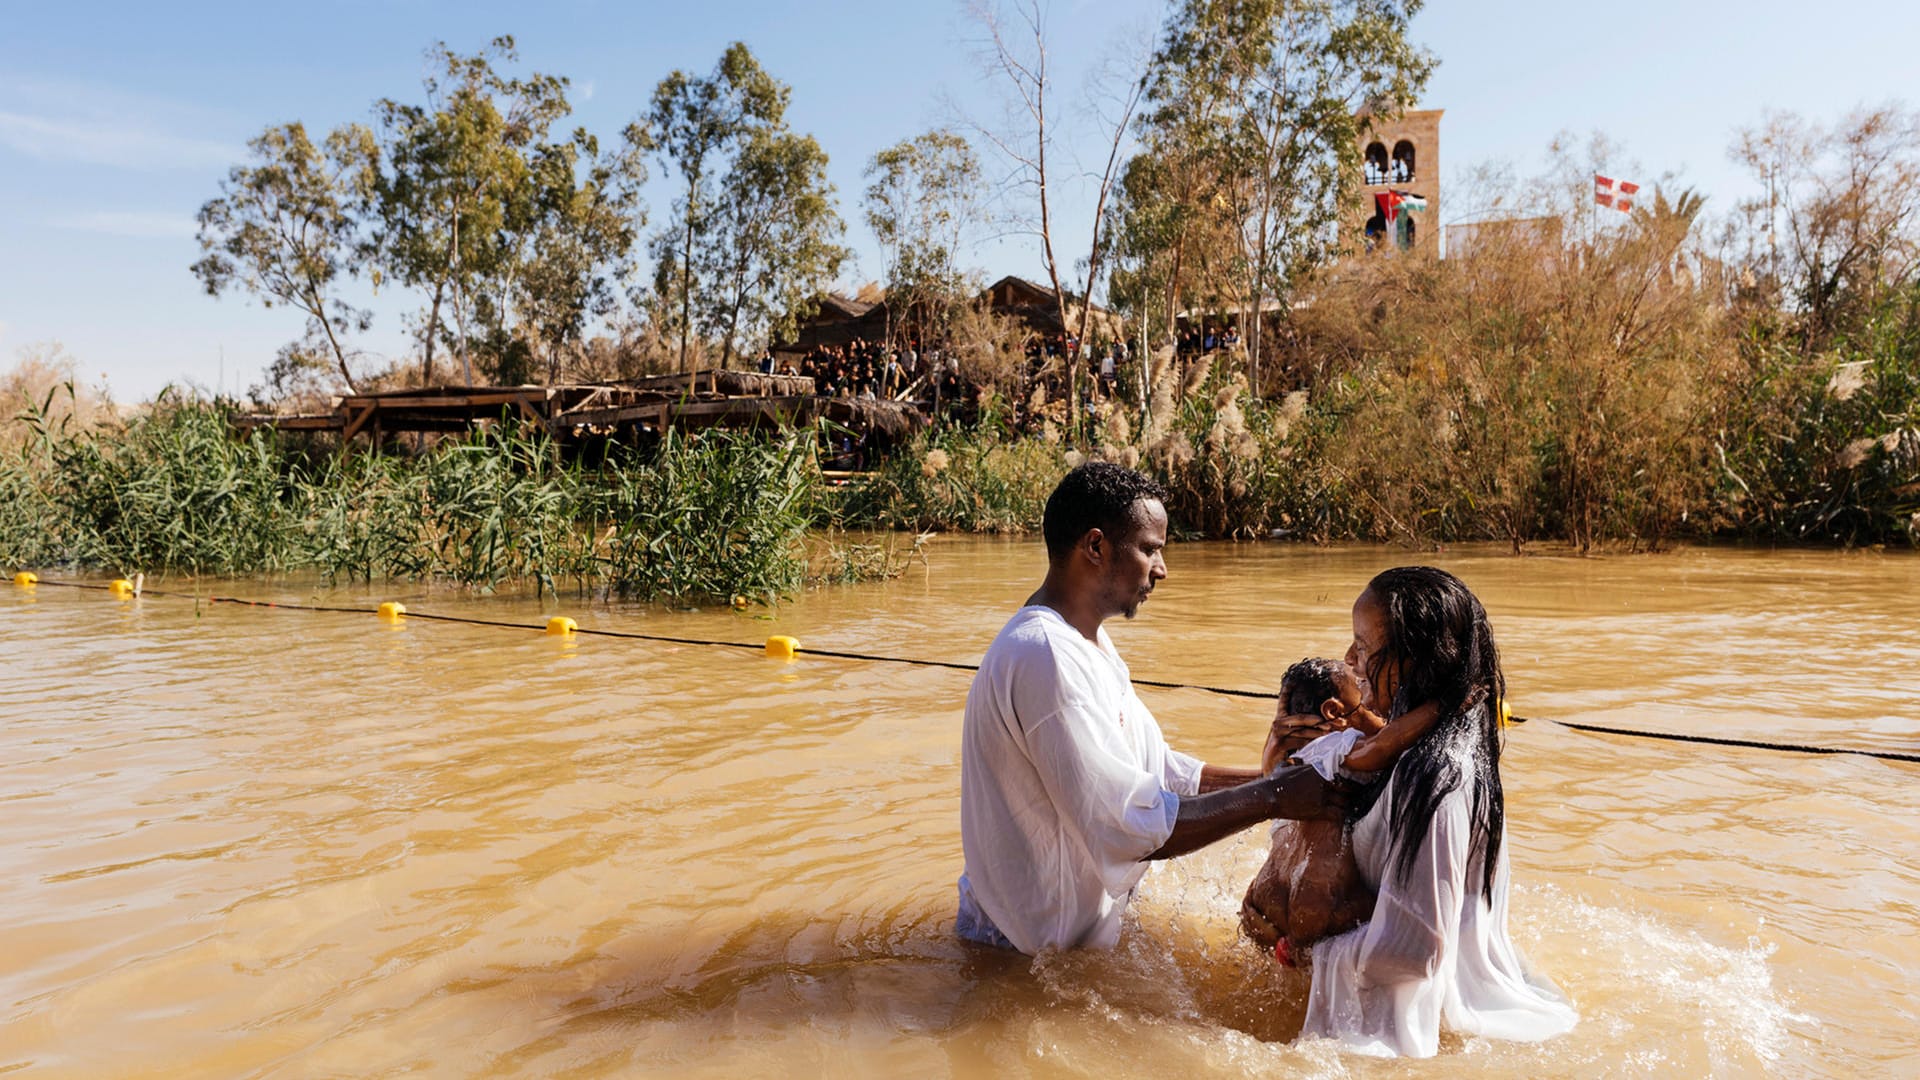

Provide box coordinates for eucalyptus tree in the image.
[1140,0,1434,392]
[700,127,847,367]
[864,129,987,347]
[505,128,647,382]
[1100,151,1186,395]
[193,121,379,392]
[371,36,592,385]
[644,43,787,372]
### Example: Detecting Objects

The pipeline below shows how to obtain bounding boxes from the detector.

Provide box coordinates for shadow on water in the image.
[396,884,1329,1075]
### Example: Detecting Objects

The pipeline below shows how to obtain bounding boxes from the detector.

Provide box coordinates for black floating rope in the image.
[16,576,1918,766]
[1522,717,1920,765]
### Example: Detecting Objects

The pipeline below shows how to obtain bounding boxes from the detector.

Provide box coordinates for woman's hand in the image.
[1265,709,1345,774]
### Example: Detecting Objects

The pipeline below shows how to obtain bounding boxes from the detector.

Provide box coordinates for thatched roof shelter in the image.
[822,396,922,440]
[779,276,1123,354]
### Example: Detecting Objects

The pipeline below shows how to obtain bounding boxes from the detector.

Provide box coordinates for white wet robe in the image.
[957,605,1205,954]
[1302,725,1577,1057]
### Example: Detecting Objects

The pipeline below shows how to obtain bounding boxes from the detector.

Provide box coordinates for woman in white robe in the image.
[1301,715,1576,1056]
[1276,566,1577,1057]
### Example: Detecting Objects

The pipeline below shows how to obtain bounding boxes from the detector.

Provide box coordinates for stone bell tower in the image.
[1351,106,1442,254]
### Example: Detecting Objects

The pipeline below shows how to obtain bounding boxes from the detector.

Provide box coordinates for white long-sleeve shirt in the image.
[957,605,1205,954]
[1303,725,1578,1057]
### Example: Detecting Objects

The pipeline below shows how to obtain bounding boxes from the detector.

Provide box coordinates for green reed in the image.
[3,391,299,576]
[588,426,821,601]
[1,396,859,602]
[834,427,1067,534]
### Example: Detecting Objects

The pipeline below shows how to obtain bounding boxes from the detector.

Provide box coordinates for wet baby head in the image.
[1280,657,1365,723]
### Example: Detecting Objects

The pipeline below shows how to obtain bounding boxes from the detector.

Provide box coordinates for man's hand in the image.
[1146,764,1347,861]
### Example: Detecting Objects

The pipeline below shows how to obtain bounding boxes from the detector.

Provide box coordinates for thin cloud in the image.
[0,109,242,171]
[50,210,200,239]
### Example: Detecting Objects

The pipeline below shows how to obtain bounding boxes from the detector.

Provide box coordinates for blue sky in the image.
[3,0,1917,400]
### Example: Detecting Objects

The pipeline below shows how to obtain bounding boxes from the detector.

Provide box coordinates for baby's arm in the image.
[1341,700,1442,773]
[1345,704,1388,735]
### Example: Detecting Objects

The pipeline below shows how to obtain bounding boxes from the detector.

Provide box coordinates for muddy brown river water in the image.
[3,540,1917,1077]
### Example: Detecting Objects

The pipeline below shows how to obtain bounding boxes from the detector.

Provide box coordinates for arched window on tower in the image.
[1391,140,1416,183]
[1364,142,1388,185]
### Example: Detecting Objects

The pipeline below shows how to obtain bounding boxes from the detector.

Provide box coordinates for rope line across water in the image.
[19,577,1920,766]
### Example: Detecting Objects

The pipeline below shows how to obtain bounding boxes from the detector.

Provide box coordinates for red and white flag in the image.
[1595,174,1640,213]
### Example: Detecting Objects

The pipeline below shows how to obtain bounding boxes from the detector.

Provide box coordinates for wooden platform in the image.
[231,375,922,446]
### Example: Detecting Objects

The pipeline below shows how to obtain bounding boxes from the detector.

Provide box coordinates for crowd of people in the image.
[754,316,1251,420]
[765,337,927,400]
[759,331,1140,422]
[759,337,964,471]
[746,327,1252,467]
[1175,323,1240,357]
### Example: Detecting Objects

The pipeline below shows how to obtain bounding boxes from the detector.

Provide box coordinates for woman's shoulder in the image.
[1364,723,1485,817]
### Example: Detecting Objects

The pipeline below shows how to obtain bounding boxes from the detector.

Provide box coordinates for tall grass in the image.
[835,427,1067,534]
[1714,300,1920,544]
[5,390,300,575]
[591,428,820,600]
[1,394,865,601]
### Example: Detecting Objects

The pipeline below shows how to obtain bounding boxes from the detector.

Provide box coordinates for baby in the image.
[1258,657,1381,775]
[1241,658,1438,964]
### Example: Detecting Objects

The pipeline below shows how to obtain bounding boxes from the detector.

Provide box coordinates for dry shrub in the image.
[948,299,1030,396]
[1295,200,1737,552]
[2,342,116,451]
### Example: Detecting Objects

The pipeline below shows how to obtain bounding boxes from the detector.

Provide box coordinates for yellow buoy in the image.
[108,578,135,599]
[1498,698,1514,727]
[377,601,407,622]
[765,635,799,660]
[546,616,578,636]
[731,595,749,610]
[12,571,36,587]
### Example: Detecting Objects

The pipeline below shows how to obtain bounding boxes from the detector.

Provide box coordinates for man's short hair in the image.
[1042,462,1168,562]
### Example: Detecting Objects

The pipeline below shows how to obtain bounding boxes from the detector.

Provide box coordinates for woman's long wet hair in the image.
[1350,566,1506,899]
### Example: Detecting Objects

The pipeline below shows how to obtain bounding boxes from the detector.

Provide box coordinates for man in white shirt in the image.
[957,463,1343,954]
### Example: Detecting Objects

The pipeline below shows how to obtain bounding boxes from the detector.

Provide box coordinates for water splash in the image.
[1016,838,1808,1075]
[1518,883,1813,1071]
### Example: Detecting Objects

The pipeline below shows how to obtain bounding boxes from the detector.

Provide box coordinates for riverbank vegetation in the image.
[828,99,1920,552]
[0,396,903,601]
[825,262,1918,552]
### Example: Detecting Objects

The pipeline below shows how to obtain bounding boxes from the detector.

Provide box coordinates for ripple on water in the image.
[2,547,1916,1077]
